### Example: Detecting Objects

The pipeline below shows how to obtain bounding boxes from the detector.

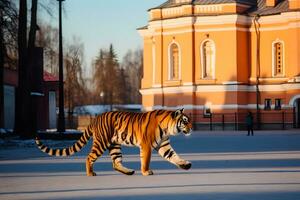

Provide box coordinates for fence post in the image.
[282,111,285,130]
[293,107,296,128]
[189,113,194,129]
[222,114,225,130]
[234,112,237,131]
[210,115,213,131]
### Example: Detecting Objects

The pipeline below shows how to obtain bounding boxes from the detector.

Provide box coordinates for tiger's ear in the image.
[172,108,184,118]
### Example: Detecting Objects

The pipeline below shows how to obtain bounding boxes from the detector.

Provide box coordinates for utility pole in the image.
[57,0,65,133]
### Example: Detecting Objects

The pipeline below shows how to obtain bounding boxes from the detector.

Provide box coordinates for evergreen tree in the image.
[106,44,118,109]
[115,67,129,104]
[93,49,107,104]
[92,45,142,107]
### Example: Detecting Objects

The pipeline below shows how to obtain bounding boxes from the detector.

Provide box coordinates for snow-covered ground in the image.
[0,130,300,200]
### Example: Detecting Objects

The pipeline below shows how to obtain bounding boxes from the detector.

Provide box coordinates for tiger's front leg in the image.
[140,144,153,176]
[155,138,191,170]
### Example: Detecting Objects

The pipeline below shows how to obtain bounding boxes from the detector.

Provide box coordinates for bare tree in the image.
[64,38,87,114]
[1,0,18,70]
[36,23,59,75]
[121,48,143,104]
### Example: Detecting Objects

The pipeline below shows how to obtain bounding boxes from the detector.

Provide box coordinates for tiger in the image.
[35,108,192,176]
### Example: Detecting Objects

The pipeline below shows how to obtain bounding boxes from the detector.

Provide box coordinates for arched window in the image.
[201,40,215,79]
[168,43,180,80]
[272,40,284,77]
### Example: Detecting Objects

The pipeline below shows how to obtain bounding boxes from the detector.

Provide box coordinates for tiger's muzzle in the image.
[182,128,192,135]
[182,121,193,135]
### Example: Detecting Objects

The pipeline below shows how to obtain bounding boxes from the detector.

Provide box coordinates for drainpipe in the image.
[254,14,261,130]
[160,9,165,108]
[191,4,196,120]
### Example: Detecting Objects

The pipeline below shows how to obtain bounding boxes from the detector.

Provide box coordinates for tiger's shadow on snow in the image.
[1,157,300,176]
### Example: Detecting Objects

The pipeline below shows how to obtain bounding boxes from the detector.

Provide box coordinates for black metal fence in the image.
[189,111,296,131]
[63,111,297,131]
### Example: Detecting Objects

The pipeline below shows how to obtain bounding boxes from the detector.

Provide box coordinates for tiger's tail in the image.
[35,125,93,156]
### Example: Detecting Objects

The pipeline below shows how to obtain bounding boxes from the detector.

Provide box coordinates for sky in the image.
[43,0,165,76]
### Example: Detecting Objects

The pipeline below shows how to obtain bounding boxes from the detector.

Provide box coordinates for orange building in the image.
[138,0,300,128]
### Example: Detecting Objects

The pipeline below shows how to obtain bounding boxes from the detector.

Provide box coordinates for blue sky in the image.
[44,0,165,75]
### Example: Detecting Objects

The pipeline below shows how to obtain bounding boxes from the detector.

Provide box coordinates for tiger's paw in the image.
[87,172,97,176]
[179,161,192,170]
[125,170,135,175]
[142,170,154,176]
[115,167,135,175]
[113,163,135,175]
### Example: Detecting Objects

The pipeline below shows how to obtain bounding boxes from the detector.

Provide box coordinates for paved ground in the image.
[0,130,300,200]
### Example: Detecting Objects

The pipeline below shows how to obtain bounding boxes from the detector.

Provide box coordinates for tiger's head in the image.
[170,108,192,136]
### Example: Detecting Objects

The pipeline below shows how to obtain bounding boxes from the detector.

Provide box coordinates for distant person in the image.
[245,112,254,136]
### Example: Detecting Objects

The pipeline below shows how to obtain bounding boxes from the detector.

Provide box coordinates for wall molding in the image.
[141,11,300,37]
[140,83,300,95]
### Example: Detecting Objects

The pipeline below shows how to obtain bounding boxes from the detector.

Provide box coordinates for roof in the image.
[150,0,296,16]
[152,0,256,10]
[43,71,59,82]
[194,0,257,6]
[137,25,148,30]
[249,0,290,16]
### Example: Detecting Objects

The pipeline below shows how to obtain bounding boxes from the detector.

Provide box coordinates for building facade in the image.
[3,48,59,130]
[138,0,300,127]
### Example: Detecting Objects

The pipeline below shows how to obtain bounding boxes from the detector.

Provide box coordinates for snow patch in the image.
[73,104,142,115]
[43,129,82,134]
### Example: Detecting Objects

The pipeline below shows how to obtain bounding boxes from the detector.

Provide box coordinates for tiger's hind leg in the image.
[109,144,135,175]
[86,142,105,176]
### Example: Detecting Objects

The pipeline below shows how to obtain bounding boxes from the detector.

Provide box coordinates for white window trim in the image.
[264,98,272,110]
[272,39,285,77]
[168,41,182,81]
[200,39,216,79]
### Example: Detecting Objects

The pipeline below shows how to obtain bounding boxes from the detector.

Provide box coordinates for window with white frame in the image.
[272,40,284,77]
[201,40,215,79]
[169,43,180,80]
[264,99,272,110]
[275,98,282,110]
